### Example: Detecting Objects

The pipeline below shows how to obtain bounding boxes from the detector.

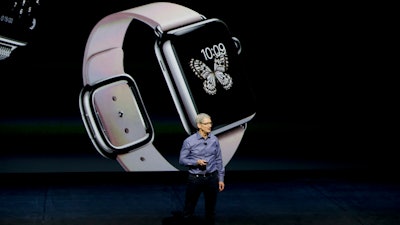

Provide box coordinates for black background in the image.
[0,1,395,172]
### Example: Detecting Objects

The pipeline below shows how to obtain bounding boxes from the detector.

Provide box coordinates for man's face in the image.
[198,118,213,134]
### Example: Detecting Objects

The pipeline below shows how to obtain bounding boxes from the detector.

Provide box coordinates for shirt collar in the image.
[196,131,209,140]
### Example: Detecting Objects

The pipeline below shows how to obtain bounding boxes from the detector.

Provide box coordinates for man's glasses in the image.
[201,122,213,125]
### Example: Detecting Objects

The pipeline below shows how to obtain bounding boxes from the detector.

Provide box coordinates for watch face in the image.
[158,19,256,134]
[79,75,153,158]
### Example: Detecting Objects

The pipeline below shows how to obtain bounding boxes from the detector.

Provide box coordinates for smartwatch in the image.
[0,0,40,60]
[79,2,256,172]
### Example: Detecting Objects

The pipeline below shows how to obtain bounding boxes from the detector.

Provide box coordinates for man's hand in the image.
[197,159,207,166]
[219,181,225,192]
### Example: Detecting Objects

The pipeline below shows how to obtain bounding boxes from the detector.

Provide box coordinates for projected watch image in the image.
[79,2,256,171]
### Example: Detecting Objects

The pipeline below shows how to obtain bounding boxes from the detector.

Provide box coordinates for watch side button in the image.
[158,60,166,72]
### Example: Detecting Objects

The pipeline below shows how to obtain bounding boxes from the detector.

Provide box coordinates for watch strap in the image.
[117,142,178,171]
[218,125,246,167]
[0,36,26,60]
[83,2,202,85]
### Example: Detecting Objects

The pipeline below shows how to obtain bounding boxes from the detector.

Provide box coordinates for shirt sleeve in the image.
[179,138,197,167]
[215,138,225,182]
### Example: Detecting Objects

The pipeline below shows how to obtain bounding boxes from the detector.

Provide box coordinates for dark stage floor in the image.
[1,168,399,225]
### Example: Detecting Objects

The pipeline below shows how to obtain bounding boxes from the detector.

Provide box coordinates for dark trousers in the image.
[183,171,219,225]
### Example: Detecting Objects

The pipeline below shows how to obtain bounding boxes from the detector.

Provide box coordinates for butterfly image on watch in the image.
[189,54,233,95]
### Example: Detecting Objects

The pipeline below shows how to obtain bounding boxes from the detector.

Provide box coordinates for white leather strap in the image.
[218,124,246,167]
[82,2,202,85]
[117,142,178,171]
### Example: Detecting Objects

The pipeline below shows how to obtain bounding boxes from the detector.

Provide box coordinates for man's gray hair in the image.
[195,113,211,124]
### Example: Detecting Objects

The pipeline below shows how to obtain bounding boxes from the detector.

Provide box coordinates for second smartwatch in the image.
[0,0,40,60]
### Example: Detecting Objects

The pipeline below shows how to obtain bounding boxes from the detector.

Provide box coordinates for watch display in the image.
[157,19,256,135]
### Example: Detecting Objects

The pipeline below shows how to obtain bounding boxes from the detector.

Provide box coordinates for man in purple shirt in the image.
[179,113,225,225]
